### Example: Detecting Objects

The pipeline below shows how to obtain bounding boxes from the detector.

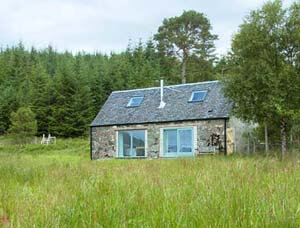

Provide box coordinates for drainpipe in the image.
[224,119,227,155]
[158,79,166,109]
[90,126,93,160]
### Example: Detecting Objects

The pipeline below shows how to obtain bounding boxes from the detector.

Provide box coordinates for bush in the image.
[8,107,37,144]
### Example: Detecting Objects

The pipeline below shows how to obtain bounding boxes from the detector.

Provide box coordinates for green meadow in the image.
[0,138,300,227]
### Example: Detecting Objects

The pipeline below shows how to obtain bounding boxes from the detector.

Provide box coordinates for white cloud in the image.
[0,0,296,55]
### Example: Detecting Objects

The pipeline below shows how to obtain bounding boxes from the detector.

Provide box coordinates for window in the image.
[179,129,193,153]
[163,127,193,157]
[127,97,143,107]
[118,130,145,157]
[189,91,207,102]
[166,129,177,153]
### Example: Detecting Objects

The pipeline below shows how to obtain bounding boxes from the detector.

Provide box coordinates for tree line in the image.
[1,1,299,156]
[0,36,219,138]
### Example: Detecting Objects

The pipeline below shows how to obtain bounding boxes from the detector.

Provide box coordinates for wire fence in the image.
[237,141,300,156]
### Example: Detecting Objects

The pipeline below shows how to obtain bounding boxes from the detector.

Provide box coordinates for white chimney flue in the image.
[158,79,166,109]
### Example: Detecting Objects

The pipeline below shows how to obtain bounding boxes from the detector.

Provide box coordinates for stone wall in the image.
[91,119,228,159]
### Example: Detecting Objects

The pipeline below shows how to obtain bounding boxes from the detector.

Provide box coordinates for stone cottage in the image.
[90,80,234,159]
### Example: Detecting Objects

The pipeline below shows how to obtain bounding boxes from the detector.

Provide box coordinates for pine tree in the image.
[30,62,52,135]
[154,10,217,83]
[50,55,92,137]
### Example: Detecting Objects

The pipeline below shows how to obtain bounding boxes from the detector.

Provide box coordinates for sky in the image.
[0,0,295,56]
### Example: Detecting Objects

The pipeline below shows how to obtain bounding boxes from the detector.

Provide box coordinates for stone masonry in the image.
[91,119,228,159]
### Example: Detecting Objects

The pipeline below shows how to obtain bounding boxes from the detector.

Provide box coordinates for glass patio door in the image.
[163,127,193,157]
[164,129,178,157]
[118,130,145,157]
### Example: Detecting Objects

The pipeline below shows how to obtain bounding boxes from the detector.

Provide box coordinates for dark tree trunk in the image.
[280,118,288,157]
[264,122,269,153]
[247,133,250,155]
[181,57,186,84]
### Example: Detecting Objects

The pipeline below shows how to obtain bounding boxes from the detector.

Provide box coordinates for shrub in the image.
[8,107,37,144]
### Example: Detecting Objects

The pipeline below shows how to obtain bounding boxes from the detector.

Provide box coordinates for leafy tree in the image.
[291,118,300,144]
[154,10,217,83]
[223,0,300,156]
[8,107,37,144]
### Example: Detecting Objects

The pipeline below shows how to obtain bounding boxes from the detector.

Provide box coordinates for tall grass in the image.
[0,138,300,227]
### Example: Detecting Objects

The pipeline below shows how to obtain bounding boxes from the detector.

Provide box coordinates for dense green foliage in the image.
[154,10,217,83]
[0,36,217,137]
[0,138,300,227]
[223,0,300,154]
[0,3,298,146]
[0,43,154,137]
[8,107,37,144]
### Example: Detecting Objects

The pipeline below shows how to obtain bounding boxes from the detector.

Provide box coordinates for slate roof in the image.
[90,80,232,127]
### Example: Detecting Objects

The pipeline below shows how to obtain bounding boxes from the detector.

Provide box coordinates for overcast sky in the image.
[0,0,295,56]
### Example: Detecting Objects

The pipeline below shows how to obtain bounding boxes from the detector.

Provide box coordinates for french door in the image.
[163,127,194,157]
[118,130,145,157]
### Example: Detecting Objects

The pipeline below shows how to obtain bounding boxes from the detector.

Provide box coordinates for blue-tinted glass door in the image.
[178,129,193,157]
[131,130,145,157]
[163,129,178,157]
[118,130,145,157]
[163,128,193,157]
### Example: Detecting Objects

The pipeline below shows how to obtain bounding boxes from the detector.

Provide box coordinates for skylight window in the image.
[127,97,143,107]
[189,90,207,102]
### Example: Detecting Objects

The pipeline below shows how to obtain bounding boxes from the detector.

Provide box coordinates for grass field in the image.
[0,138,300,227]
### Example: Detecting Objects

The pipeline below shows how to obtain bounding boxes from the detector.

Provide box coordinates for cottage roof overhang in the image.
[90,80,232,127]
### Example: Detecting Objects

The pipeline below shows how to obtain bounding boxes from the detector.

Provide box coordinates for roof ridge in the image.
[112,80,219,94]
